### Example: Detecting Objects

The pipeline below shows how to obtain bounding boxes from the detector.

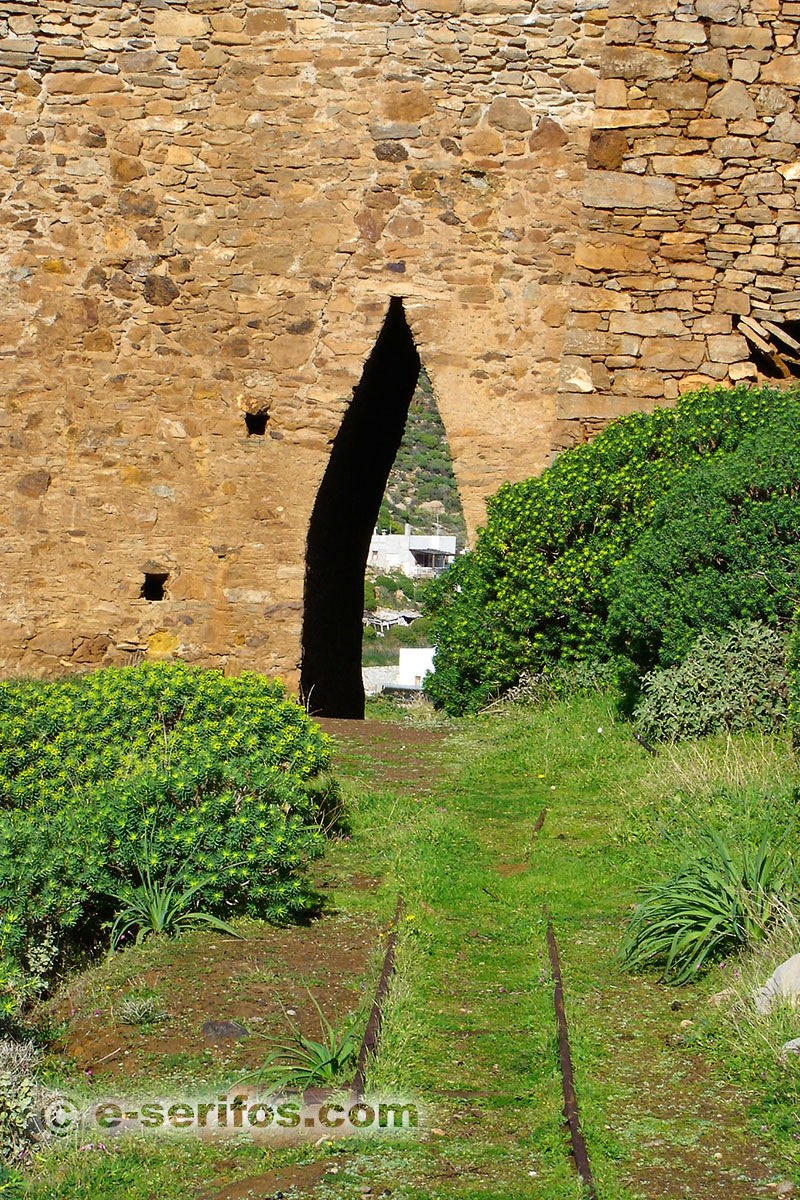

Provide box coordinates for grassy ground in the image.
[16,696,800,1198]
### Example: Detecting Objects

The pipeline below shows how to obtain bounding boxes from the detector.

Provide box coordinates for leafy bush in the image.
[424,385,800,714]
[607,430,800,675]
[787,611,800,752]
[634,622,788,743]
[481,659,615,712]
[364,580,377,613]
[0,664,338,984]
[0,1039,39,1166]
[622,824,798,983]
[395,618,431,646]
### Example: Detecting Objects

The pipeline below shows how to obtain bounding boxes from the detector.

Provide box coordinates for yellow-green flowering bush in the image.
[0,664,338,993]
[425,385,800,714]
[607,428,800,675]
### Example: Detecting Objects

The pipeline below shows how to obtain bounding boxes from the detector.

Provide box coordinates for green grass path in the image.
[325,698,777,1199]
[24,698,782,1199]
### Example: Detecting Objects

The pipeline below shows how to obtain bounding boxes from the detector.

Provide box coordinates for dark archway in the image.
[301,298,421,718]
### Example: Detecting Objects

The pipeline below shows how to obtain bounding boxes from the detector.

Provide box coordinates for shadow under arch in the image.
[300,297,421,718]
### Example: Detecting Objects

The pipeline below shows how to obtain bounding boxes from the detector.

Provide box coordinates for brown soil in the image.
[495,862,529,877]
[199,1157,349,1200]
[317,717,445,791]
[48,911,381,1082]
[581,972,778,1200]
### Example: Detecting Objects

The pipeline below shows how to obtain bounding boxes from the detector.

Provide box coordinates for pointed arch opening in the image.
[301,297,421,718]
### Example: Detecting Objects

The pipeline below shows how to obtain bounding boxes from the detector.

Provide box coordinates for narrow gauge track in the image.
[347,810,599,1197]
[351,894,403,1100]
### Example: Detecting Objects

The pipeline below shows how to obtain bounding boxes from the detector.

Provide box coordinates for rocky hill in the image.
[377,370,467,548]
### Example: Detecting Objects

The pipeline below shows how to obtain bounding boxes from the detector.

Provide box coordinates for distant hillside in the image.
[377,369,467,548]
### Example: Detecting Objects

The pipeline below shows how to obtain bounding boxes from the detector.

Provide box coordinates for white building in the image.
[368,524,456,579]
[397,647,436,689]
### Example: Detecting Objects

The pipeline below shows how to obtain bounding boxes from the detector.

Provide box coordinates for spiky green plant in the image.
[258,992,358,1092]
[108,829,242,950]
[622,824,798,984]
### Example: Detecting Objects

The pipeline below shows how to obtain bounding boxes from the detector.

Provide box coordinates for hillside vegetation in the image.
[377,369,467,547]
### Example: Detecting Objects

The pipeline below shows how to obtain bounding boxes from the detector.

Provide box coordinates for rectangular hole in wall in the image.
[141,572,169,601]
[245,412,268,436]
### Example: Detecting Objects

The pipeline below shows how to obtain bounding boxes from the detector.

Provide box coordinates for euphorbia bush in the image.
[425,385,800,714]
[607,430,800,673]
[0,664,338,986]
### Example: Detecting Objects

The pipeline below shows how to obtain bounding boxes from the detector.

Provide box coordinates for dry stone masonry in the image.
[0,0,797,695]
[561,0,800,443]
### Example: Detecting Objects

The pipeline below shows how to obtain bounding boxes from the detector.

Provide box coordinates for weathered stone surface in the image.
[709,80,757,119]
[610,312,689,337]
[755,954,800,1015]
[16,470,51,498]
[0,0,796,695]
[528,117,567,150]
[583,170,680,210]
[143,275,180,306]
[760,57,800,86]
[707,334,750,362]
[487,97,532,132]
[587,130,628,170]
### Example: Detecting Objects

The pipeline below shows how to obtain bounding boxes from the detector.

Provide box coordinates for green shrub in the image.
[483,659,615,711]
[0,664,338,983]
[395,618,431,646]
[634,622,788,743]
[787,610,800,751]
[364,580,377,613]
[622,823,798,983]
[425,385,800,715]
[375,574,398,592]
[396,574,416,601]
[607,430,800,675]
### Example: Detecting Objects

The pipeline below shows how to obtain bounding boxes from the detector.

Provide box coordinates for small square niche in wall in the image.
[141,572,168,601]
[245,412,268,436]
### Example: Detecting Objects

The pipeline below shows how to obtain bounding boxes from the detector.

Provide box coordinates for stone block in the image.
[651,155,723,178]
[611,369,666,397]
[602,47,682,81]
[760,57,800,86]
[654,21,707,45]
[709,80,757,120]
[640,337,706,370]
[594,108,669,129]
[152,12,208,38]
[707,333,749,362]
[575,237,653,271]
[488,97,532,132]
[583,170,680,211]
[610,311,689,336]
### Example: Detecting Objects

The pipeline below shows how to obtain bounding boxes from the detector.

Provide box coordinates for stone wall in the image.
[0,0,797,693]
[0,0,604,686]
[558,0,800,446]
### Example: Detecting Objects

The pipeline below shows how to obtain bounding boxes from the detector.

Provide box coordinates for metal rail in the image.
[546,921,599,1200]
[351,894,403,1099]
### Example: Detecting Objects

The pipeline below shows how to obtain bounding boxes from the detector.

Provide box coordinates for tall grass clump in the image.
[622,824,798,984]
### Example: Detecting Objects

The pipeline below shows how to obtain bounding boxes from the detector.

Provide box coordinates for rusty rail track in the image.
[546,920,599,1200]
[351,894,403,1099]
